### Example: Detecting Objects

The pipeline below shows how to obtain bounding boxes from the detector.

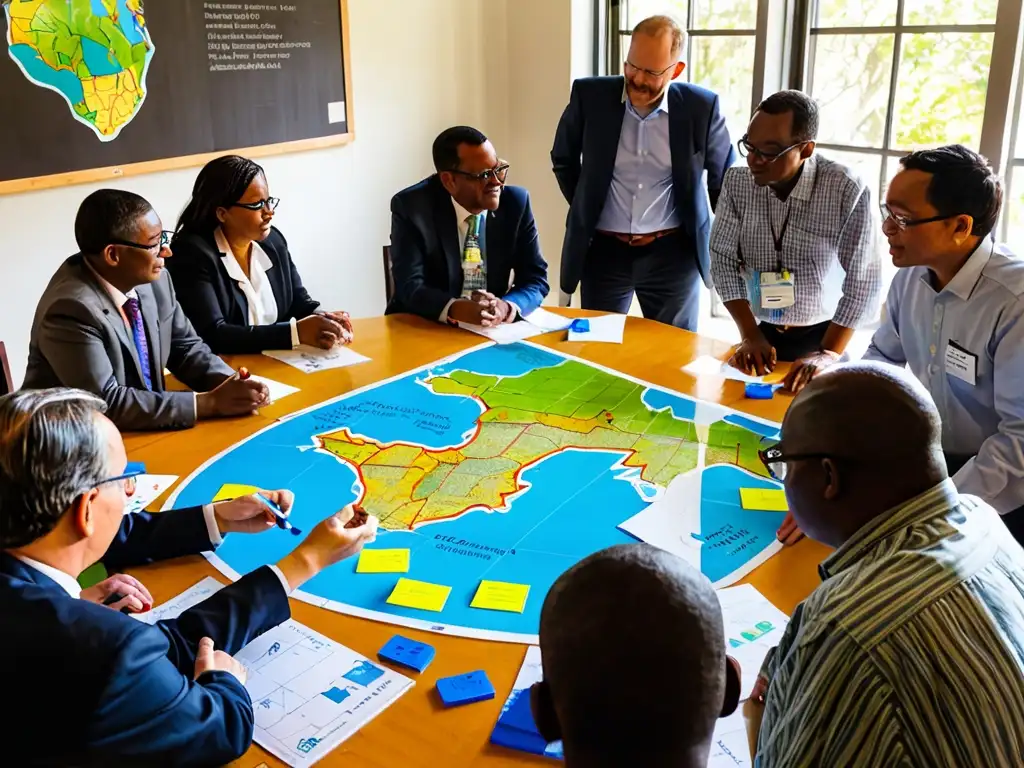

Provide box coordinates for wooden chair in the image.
[0,341,13,396]
[383,245,395,304]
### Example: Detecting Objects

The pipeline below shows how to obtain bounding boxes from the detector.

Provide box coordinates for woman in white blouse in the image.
[168,155,353,354]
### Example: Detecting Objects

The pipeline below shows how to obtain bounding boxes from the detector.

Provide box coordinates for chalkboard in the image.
[0,1,353,194]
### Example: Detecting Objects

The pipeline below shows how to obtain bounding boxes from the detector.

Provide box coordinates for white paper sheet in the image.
[457,320,549,343]
[521,307,575,331]
[124,474,179,515]
[566,313,627,343]
[249,374,300,403]
[263,345,371,374]
[682,355,784,385]
[710,710,753,767]
[716,584,790,699]
[134,577,414,767]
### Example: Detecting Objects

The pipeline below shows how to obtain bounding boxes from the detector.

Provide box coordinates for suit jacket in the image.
[167,227,321,354]
[386,176,550,320]
[551,76,736,294]
[23,256,234,431]
[0,507,290,767]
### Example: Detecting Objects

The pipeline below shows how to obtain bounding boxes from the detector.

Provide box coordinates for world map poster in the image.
[166,342,787,644]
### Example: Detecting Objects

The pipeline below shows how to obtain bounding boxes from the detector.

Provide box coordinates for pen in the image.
[102,592,133,614]
[255,492,303,535]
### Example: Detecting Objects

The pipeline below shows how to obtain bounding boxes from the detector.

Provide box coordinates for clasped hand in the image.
[448,290,515,327]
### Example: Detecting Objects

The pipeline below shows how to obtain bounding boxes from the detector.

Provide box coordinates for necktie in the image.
[461,213,487,297]
[123,296,153,391]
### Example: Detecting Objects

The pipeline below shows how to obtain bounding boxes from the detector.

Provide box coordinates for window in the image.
[1001,70,1024,248]
[614,0,761,142]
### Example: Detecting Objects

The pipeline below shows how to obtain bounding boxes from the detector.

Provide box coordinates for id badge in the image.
[944,340,977,386]
[760,271,796,310]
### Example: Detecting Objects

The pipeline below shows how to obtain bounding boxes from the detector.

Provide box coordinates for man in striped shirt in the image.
[749,363,1024,766]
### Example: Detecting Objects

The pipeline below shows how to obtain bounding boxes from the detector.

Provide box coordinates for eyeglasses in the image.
[451,164,510,184]
[109,230,172,252]
[624,60,676,78]
[737,137,809,162]
[879,203,956,231]
[232,197,280,211]
[757,443,834,482]
[94,470,143,498]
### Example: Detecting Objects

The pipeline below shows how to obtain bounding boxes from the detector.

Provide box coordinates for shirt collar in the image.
[12,554,82,598]
[776,154,818,203]
[83,257,136,306]
[621,82,670,116]
[819,479,961,580]
[214,227,273,282]
[927,236,995,301]
[451,197,482,228]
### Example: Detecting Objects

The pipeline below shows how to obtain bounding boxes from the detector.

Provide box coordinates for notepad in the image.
[386,578,451,612]
[356,548,410,574]
[739,488,788,512]
[470,580,530,613]
[213,483,259,502]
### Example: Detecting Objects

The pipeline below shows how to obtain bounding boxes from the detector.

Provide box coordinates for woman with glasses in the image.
[168,155,353,354]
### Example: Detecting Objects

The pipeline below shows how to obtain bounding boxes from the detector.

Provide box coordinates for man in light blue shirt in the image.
[788,145,1024,544]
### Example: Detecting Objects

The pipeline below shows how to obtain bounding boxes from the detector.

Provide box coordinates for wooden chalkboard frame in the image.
[0,0,355,196]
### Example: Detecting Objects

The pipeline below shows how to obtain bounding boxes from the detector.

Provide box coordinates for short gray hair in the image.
[0,388,111,548]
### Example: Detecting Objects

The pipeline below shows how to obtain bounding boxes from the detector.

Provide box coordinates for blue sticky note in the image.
[321,686,351,704]
[502,687,541,734]
[744,383,777,400]
[378,634,436,673]
[342,660,386,686]
[569,318,590,333]
[436,670,495,707]
[125,462,146,474]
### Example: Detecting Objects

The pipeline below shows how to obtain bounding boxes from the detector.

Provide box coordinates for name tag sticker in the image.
[944,340,977,386]
[760,271,796,309]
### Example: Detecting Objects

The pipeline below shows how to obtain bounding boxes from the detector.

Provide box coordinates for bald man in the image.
[530,544,741,768]
[749,363,1024,766]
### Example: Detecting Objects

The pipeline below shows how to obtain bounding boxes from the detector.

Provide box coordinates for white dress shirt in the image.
[439,197,520,323]
[865,237,1024,513]
[14,504,293,600]
[214,228,299,347]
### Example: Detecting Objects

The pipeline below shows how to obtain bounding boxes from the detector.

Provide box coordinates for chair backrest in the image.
[0,341,12,396]
[383,245,395,304]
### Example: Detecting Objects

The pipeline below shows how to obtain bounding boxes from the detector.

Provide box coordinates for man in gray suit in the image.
[24,190,269,431]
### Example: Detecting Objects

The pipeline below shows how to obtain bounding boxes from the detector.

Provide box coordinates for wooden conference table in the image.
[122,310,831,768]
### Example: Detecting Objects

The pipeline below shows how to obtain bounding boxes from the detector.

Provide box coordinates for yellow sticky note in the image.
[740,488,789,512]
[213,483,258,502]
[386,578,451,612]
[356,549,410,574]
[470,580,530,613]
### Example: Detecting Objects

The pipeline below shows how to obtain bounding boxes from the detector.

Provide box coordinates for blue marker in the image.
[256,493,302,535]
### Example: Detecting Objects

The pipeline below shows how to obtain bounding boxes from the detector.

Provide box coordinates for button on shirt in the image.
[710,155,882,327]
[865,238,1024,513]
[756,481,1024,767]
[214,228,299,347]
[595,86,680,235]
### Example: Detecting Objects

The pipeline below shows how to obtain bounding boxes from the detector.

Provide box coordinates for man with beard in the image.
[386,126,550,326]
[709,90,882,392]
[551,14,734,331]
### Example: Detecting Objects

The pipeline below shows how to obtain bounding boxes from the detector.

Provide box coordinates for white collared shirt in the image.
[439,197,520,323]
[214,228,299,347]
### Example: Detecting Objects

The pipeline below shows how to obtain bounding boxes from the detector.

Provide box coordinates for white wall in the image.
[0,0,506,385]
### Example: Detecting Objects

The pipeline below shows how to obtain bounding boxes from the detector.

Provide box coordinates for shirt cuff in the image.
[192,393,198,423]
[438,298,456,324]
[203,503,224,547]
[269,564,294,595]
[506,300,522,322]
[289,317,299,348]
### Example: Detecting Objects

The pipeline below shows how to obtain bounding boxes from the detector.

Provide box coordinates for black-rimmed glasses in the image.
[232,196,280,211]
[109,230,172,252]
[95,469,144,498]
[879,203,956,231]
[737,136,809,163]
[757,443,835,482]
[452,164,510,184]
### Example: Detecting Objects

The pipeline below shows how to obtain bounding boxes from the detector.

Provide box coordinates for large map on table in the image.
[166,342,786,643]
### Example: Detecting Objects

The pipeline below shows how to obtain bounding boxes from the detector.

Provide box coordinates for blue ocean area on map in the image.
[8,45,85,103]
[81,38,122,76]
[170,343,784,639]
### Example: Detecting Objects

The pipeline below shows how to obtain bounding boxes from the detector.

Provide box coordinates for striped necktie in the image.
[123,296,153,390]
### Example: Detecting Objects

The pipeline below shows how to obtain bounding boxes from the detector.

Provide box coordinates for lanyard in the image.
[765,190,792,273]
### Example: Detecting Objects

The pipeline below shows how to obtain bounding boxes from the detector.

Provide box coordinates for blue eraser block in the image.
[436,670,495,707]
[378,634,435,673]
[569,318,590,333]
[125,462,146,474]
[744,383,776,400]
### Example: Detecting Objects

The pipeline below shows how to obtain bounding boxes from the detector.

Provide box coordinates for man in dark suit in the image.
[23,189,269,431]
[0,387,379,766]
[387,126,550,325]
[552,14,735,331]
